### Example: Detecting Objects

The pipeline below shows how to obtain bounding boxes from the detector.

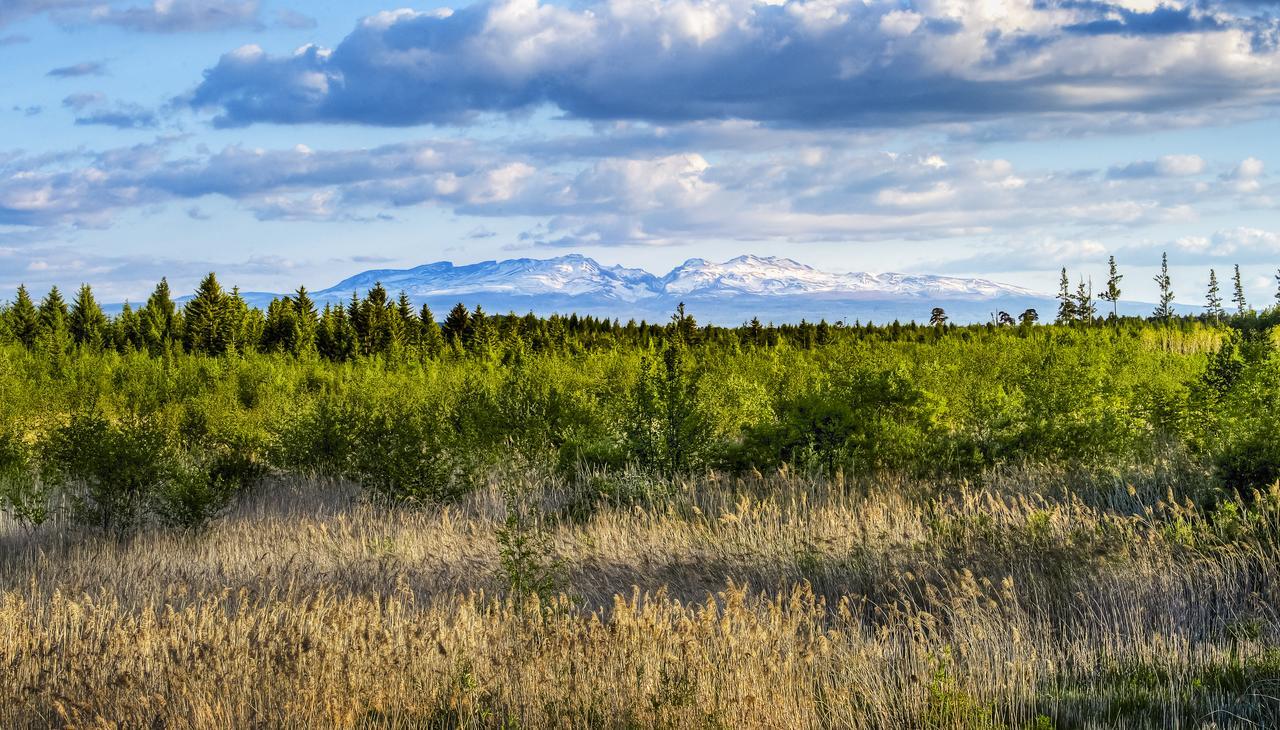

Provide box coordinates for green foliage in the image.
[495,488,565,601]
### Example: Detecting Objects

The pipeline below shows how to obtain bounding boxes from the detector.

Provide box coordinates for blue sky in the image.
[1,0,1279,304]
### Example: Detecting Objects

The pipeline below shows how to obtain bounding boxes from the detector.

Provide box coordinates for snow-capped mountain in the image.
[298,254,1057,324]
[661,255,1040,300]
[324,255,662,303]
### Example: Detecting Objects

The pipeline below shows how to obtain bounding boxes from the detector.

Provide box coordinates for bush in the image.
[42,412,172,535]
[349,396,479,504]
[0,429,50,528]
[39,411,261,534]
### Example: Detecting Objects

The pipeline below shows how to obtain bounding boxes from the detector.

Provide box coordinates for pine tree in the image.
[68,284,108,349]
[1100,255,1122,318]
[1055,268,1077,324]
[1153,253,1174,320]
[1205,269,1224,319]
[1074,278,1096,322]
[1231,264,1249,315]
[184,273,232,356]
[7,285,39,349]
[929,307,948,326]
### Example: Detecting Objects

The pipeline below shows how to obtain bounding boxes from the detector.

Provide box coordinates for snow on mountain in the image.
[662,255,1038,299]
[320,254,1041,302]
[321,255,661,303]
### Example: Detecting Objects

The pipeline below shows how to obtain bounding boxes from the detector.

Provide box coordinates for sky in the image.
[1,0,1278,304]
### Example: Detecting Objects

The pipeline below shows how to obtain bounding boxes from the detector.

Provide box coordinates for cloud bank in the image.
[189,0,1280,128]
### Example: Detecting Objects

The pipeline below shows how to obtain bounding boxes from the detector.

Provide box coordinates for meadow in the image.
[3,275,1280,727]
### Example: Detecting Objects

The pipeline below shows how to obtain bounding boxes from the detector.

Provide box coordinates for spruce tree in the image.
[37,286,69,337]
[1205,269,1224,319]
[1153,253,1174,320]
[140,278,178,355]
[1231,264,1249,315]
[419,304,444,356]
[7,285,39,349]
[293,286,318,353]
[1100,255,1122,318]
[184,273,232,356]
[115,301,143,352]
[442,302,471,345]
[1056,268,1077,324]
[68,284,108,349]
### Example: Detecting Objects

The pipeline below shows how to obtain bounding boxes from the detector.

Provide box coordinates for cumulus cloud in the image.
[0,132,1265,256]
[1173,227,1280,262]
[187,0,1280,129]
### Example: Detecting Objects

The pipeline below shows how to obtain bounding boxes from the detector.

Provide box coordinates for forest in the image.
[3,264,1280,727]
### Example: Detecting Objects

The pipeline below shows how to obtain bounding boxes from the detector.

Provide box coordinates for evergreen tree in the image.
[1020,308,1039,326]
[68,284,108,349]
[184,273,232,356]
[419,304,444,356]
[140,278,178,355]
[1056,268,1077,324]
[293,286,318,353]
[37,286,69,338]
[442,302,471,345]
[1231,264,1249,315]
[396,292,417,348]
[7,285,39,349]
[1100,255,1122,318]
[114,301,143,352]
[1153,253,1175,320]
[929,307,948,326]
[317,303,357,362]
[1275,268,1280,304]
[1205,269,1224,319]
[261,297,295,353]
[1074,278,1096,322]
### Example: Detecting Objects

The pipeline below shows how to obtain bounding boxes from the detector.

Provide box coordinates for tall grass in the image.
[3,466,1279,728]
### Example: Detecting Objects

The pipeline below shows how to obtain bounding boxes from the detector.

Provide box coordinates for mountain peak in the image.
[303,253,1050,323]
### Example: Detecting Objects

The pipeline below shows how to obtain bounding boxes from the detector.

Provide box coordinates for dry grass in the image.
[3,468,1280,728]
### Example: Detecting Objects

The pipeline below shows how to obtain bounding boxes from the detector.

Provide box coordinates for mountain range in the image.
[198,254,1155,324]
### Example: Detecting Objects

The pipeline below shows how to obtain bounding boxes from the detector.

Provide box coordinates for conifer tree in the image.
[140,278,178,355]
[293,286,318,353]
[115,301,143,352]
[184,273,232,356]
[442,302,471,345]
[1100,255,1122,318]
[419,304,444,356]
[1074,278,1096,321]
[38,286,69,337]
[1205,269,1224,319]
[1231,264,1249,315]
[929,307,948,326]
[68,284,108,349]
[7,285,39,349]
[1153,253,1175,320]
[1056,268,1077,324]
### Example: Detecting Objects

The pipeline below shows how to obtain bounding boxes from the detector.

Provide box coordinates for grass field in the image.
[4,462,1279,728]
